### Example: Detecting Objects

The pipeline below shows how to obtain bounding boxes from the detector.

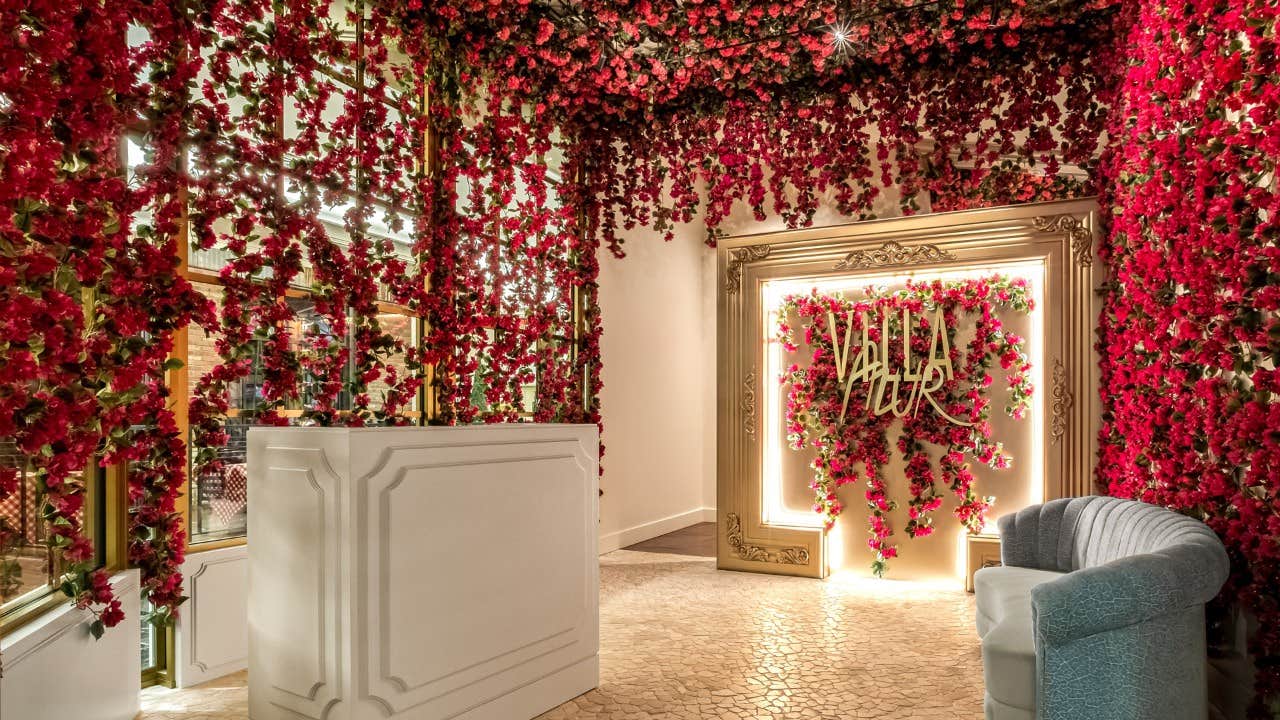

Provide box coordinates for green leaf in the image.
[89,619,105,640]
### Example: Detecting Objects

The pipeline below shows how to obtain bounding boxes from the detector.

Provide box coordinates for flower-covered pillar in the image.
[1097,0,1280,714]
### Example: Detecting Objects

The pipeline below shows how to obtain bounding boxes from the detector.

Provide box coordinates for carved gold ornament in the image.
[1033,214,1093,266]
[725,513,810,565]
[1049,359,1072,444]
[724,245,772,294]
[834,241,955,270]
[742,371,757,438]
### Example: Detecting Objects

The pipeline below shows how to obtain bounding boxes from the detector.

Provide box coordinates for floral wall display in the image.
[2,0,598,636]
[183,0,432,488]
[4,0,1279,712]
[1096,0,1280,713]
[776,277,1035,576]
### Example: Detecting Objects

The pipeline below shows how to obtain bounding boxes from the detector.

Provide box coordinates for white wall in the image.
[0,570,142,720]
[593,170,906,554]
[700,247,718,512]
[597,218,718,554]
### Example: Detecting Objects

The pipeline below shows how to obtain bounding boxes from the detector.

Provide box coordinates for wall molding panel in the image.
[0,571,142,720]
[176,544,250,688]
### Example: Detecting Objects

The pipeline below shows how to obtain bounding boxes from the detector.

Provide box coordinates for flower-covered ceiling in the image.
[401,0,1119,119]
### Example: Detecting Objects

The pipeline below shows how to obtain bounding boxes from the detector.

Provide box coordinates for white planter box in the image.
[247,424,600,720]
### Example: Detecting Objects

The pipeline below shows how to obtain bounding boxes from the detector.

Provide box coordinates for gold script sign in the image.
[827,308,971,426]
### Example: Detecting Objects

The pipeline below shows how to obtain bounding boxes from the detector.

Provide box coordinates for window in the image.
[185,288,360,543]
[178,9,425,547]
[0,445,49,606]
[452,124,570,421]
[185,294,425,544]
[369,311,421,416]
[0,446,109,630]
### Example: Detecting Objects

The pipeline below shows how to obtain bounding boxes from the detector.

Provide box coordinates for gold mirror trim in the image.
[1033,213,1093,266]
[1050,359,1073,445]
[741,371,757,438]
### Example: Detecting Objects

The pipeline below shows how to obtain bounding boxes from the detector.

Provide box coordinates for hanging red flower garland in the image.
[6,2,1278,712]
[393,0,1115,255]
[1097,0,1280,712]
[0,2,207,630]
[777,276,1034,575]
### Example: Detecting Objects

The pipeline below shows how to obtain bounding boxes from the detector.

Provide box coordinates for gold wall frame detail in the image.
[1050,359,1073,445]
[717,199,1103,579]
[1033,214,1093,266]
[725,513,811,565]
[833,240,955,270]
[725,245,772,294]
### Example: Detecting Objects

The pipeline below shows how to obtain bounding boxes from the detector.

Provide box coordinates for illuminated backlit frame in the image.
[717,199,1102,578]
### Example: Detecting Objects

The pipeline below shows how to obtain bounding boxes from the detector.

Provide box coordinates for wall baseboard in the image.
[598,507,716,555]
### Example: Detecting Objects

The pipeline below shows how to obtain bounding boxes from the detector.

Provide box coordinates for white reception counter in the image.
[247,424,600,720]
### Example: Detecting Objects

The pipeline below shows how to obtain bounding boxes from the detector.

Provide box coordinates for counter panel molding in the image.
[248,425,600,720]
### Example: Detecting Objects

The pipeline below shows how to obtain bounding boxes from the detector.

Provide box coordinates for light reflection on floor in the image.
[140,550,983,719]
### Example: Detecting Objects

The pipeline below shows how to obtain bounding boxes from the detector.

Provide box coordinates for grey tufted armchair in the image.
[973,496,1230,720]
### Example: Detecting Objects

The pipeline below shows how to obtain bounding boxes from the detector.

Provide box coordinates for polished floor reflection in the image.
[141,538,983,719]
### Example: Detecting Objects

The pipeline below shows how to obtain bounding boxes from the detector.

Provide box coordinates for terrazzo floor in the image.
[139,540,984,719]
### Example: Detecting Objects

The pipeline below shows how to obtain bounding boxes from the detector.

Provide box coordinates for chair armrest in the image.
[1032,544,1228,645]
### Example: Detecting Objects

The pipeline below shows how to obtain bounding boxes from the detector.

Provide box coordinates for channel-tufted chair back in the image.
[997,495,1228,606]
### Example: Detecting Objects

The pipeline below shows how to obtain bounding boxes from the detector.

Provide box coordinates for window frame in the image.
[180,14,429,553]
[0,446,130,638]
